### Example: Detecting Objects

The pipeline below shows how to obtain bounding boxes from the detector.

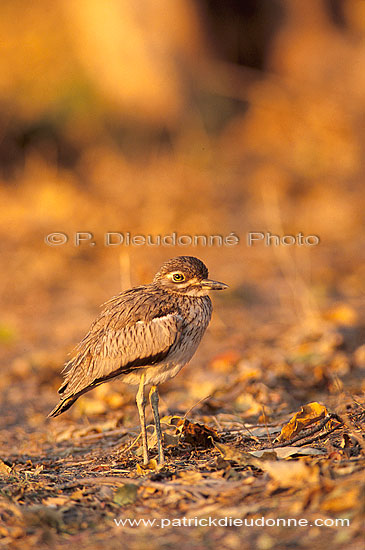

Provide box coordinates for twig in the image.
[116,423,155,455]
[293,424,344,447]
[339,410,365,452]
[184,395,212,419]
[273,413,343,447]
[117,431,142,455]
[351,398,365,412]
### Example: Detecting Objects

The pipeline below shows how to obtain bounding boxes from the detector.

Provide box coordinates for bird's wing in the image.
[57,312,183,399]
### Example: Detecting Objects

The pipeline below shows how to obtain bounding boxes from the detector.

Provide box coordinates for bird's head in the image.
[153,256,228,296]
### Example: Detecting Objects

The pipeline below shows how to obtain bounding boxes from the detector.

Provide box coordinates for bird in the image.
[48,256,228,465]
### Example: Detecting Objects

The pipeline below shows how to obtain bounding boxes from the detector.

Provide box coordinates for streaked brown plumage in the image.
[49,256,228,464]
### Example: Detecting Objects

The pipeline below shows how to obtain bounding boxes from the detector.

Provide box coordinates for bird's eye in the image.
[172,272,185,283]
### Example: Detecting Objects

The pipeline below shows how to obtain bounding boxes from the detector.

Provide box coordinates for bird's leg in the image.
[149,385,164,464]
[136,373,148,465]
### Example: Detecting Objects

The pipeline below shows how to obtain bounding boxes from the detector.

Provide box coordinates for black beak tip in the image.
[214,282,229,291]
[201,279,229,291]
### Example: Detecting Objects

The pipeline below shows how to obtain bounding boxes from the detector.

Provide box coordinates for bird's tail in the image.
[48,395,79,418]
[48,351,94,418]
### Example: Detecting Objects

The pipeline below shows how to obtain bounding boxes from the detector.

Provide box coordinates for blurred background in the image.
[0,0,364,428]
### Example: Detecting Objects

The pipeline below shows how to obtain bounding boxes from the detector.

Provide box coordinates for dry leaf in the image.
[264,460,320,488]
[177,471,204,483]
[249,426,281,437]
[42,496,70,507]
[0,459,11,475]
[70,489,85,500]
[252,447,325,459]
[136,459,158,476]
[113,484,138,506]
[180,419,219,448]
[276,402,328,443]
[161,415,184,426]
[213,441,265,468]
[321,485,360,513]
[324,304,357,326]
[214,439,325,481]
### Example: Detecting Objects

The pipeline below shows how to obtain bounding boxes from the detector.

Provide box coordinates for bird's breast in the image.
[121,296,212,386]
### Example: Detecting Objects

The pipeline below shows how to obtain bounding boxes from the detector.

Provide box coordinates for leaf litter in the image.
[0,277,364,550]
[1,386,364,549]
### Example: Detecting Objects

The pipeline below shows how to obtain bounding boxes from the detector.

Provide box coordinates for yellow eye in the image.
[172,272,185,283]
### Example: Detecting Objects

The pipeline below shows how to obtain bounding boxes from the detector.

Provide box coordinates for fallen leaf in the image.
[70,489,85,500]
[180,419,219,447]
[113,484,138,506]
[213,441,265,468]
[249,426,281,437]
[217,443,325,465]
[321,485,360,512]
[161,415,184,427]
[252,447,325,459]
[276,446,325,458]
[177,471,204,483]
[324,304,357,326]
[136,459,158,475]
[276,402,328,443]
[264,460,320,488]
[0,459,11,475]
[42,496,70,507]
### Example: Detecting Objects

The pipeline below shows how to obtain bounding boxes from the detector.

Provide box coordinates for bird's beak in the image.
[200,279,229,291]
